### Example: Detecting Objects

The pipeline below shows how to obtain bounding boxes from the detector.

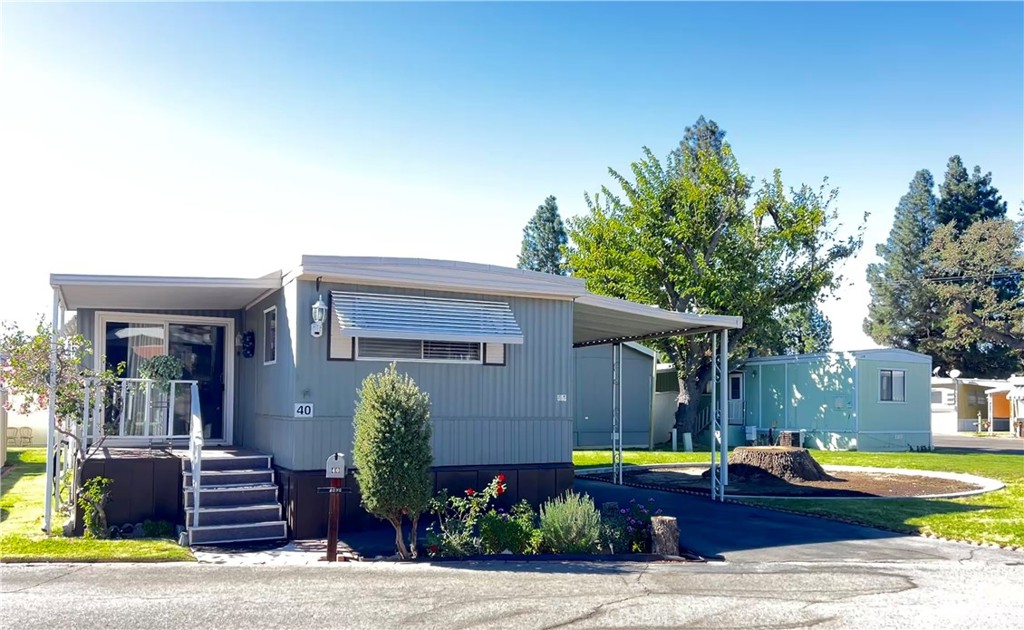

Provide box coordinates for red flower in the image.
[496,484,505,496]
[428,545,438,554]
[466,488,475,496]
[497,473,506,483]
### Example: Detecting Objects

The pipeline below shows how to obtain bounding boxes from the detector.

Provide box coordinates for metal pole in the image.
[327,477,342,562]
[710,334,717,500]
[44,289,59,534]
[720,329,729,490]
[616,343,623,484]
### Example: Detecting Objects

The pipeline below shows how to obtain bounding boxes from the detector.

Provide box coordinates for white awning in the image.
[51,273,282,311]
[331,291,524,344]
[573,294,742,347]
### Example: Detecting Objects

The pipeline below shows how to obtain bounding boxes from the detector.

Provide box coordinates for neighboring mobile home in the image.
[654,349,933,452]
[931,377,1014,434]
[49,256,741,543]
[573,342,655,449]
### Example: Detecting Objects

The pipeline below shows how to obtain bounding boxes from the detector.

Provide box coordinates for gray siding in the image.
[574,344,654,448]
[236,287,296,458]
[257,280,575,471]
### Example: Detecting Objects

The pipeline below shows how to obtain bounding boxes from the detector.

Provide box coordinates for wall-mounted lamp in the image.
[311,294,328,338]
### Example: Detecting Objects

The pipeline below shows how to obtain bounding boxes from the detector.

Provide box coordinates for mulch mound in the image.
[597,467,981,498]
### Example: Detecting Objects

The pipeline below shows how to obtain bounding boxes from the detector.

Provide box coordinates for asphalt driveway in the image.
[575,478,1013,564]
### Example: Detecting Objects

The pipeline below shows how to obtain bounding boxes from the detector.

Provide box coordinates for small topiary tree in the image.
[352,363,433,559]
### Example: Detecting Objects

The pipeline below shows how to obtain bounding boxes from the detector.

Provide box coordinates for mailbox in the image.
[325,453,346,479]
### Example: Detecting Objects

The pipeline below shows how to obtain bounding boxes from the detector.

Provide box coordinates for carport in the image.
[571,293,743,499]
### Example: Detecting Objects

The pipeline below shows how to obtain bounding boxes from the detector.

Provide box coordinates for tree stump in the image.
[729,446,834,482]
[651,516,679,556]
[702,446,834,482]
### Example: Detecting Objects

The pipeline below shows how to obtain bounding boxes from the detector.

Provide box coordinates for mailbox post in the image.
[324,453,345,562]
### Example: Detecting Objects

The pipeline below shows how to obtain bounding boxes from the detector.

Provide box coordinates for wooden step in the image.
[184,469,274,487]
[183,485,278,508]
[182,455,271,473]
[188,521,288,546]
[185,504,282,527]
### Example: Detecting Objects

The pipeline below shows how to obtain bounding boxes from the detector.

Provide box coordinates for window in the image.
[729,374,743,400]
[931,390,943,404]
[880,369,905,402]
[355,338,483,363]
[263,307,277,365]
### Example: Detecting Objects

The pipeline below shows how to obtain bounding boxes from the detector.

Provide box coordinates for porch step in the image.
[188,521,288,546]
[183,485,279,508]
[182,455,271,473]
[184,469,274,487]
[185,504,282,527]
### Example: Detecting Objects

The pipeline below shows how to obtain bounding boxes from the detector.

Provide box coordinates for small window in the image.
[355,338,483,363]
[880,369,905,402]
[930,390,943,404]
[263,307,277,365]
[483,343,506,366]
[729,374,743,400]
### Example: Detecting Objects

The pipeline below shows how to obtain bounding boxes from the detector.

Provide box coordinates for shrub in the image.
[539,490,601,554]
[426,474,508,558]
[600,498,662,553]
[78,476,113,539]
[353,364,433,560]
[142,519,175,538]
[480,500,539,555]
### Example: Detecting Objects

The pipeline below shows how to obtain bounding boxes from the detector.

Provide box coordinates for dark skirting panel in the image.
[276,462,575,540]
[78,448,183,534]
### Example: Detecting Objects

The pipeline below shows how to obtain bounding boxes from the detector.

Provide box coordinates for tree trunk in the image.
[390,517,410,560]
[727,446,834,482]
[408,514,419,559]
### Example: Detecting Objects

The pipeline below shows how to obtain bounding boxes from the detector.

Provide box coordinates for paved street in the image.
[2,547,1022,630]
[933,434,1024,454]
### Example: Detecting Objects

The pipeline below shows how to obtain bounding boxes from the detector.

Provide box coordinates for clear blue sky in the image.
[2,2,1022,350]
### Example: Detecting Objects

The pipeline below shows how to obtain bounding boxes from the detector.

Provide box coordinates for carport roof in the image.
[572,293,742,347]
[51,272,282,311]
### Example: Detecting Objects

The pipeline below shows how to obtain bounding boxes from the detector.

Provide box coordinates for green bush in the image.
[426,475,508,558]
[142,519,175,539]
[479,500,539,555]
[78,476,113,539]
[600,498,662,553]
[539,490,601,554]
[353,364,433,560]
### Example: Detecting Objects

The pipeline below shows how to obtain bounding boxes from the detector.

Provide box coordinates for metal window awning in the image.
[331,291,524,344]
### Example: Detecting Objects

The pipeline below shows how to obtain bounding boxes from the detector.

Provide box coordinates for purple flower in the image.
[648,498,655,503]
[620,508,627,514]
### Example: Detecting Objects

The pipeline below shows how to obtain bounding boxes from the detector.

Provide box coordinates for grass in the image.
[572,448,1024,548]
[1,448,194,563]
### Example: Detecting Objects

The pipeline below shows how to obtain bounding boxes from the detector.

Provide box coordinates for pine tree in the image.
[936,155,1007,229]
[518,196,568,275]
[778,302,833,355]
[864,170,939,349]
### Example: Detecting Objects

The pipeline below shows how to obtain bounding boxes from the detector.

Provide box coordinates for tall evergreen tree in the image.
[774,302,833,355]
[936,155,1007,229]
[864,170,940,349]
[517,195,568,275]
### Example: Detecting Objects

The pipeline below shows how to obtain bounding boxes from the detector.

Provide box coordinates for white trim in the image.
[94,311,236,446]
[263,306,278,366]
[52,273,280,290]
[857,430,932,434]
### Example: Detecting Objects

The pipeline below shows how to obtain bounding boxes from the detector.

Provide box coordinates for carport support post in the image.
[719,329,729,490]
[710,334,717,500]
[611,342,623,485]
[43,288,59,534]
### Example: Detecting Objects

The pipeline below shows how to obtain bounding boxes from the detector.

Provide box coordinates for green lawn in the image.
[1,448,194,562]
[572,449,1024,548]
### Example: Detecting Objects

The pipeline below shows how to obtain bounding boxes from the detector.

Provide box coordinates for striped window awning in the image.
[331,291,524,344]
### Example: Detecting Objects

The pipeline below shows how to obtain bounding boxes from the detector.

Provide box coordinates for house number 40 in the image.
[294,403,314,418]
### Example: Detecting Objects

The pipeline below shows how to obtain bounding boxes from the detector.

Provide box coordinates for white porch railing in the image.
[83,378,201,443]
[188,386,203,529]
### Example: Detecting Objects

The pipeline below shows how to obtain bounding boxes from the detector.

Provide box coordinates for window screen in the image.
[357,338,421,359]
[880,369,906,402]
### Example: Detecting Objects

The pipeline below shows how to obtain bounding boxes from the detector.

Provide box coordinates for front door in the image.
[168,324,225,439]
[728,373,744,421]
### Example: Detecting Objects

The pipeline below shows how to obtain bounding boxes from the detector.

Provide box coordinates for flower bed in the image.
[424,474,685,560]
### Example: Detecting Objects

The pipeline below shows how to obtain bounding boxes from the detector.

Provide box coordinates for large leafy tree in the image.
[517,195,568,275]
[925,218,1023,355]
[566,117,861,434]
[864,170,941,349]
